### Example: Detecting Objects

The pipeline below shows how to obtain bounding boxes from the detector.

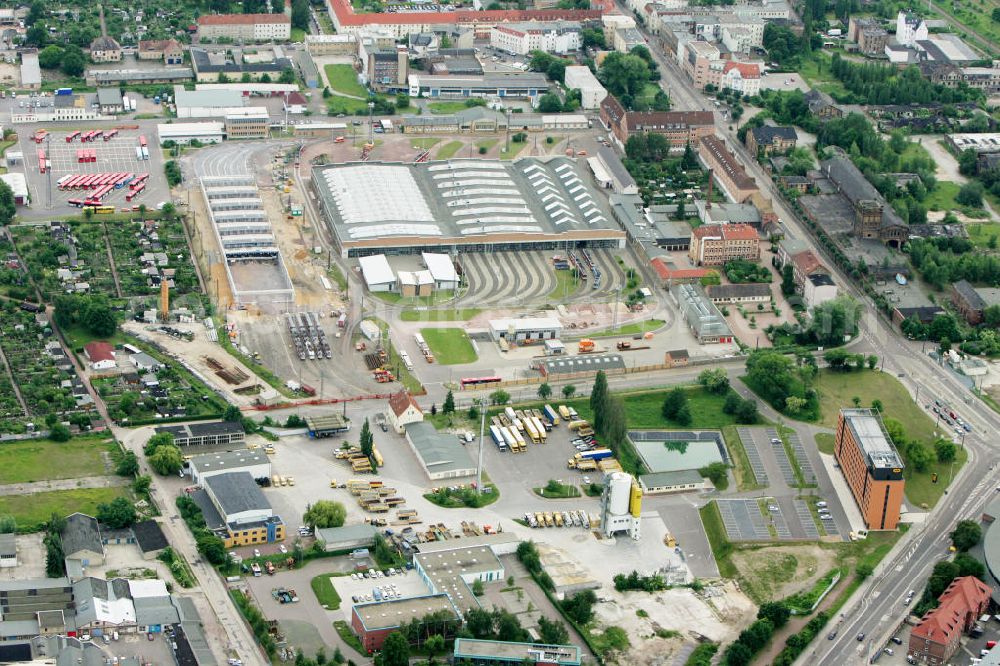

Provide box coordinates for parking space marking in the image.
[766,428,798,486]
[786,430,817,485]
[793,499,820,539]
[769,502,792,539]
[735,427,769,486]
[717,499,771,541]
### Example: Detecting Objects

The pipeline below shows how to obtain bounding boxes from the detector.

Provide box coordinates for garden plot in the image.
[0,236,32,302]
[106,217,200,298]
[0,305,97,434]
[11,220,116,300]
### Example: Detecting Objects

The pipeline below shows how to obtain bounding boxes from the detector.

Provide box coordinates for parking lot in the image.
[15,120,171,218]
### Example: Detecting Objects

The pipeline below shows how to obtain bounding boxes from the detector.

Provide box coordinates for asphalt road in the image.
[616,10,1000,665]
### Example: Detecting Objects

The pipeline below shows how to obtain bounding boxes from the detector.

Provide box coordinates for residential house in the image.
[909,576,991,665]
[600,95,714,148]
[138,39,184,64]
[387,390,423,434]
[804,89,843,120]
[697,135,758,203]
[746,126,797,156]
[83,342,116,371]
[705,283,771,304]
[89,36,122,63]
[196,13,291,41]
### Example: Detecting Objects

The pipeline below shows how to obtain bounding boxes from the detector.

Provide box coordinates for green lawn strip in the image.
[409,138,441,150]
[966,222,1000,248]
[290,27,306,42]
[564,385,739,430]
[475,139,498,152]
[323,65,368,98]
[533,483,581,499]
[435,140,464,160]
[423,483,499,508]
[326,97,369,116]
[310,573,342,609]
[0,436,115,484]
[722,425,763,492]
[582,319,666,339]
[0,487,127,533]
[802,498,828,536]
[399,308,480,322]
[328,264,347,291]
[759,498,778,539]
[813,370,936,442]
[419,327,477,365]
[548,269,580,300]
[370,319,424,394]
[428,101,470,114]
[815,433,835,455]
[783,568,843,614]
[925,181,962,212]
[699,501,737,578]
[498,139,527,160]
[777,425,812,488]
[334,620,365,655]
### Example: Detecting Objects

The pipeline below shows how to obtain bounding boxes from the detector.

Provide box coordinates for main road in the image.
[618,8,1000,663]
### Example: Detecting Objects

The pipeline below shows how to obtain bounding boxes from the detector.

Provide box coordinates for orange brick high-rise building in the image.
[834,408,905,530]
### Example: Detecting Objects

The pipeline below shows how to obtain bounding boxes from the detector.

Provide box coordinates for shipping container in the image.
[490,425,506,450]
[578,448,613,461]
[543,404,560,425]
[531,416,547,441]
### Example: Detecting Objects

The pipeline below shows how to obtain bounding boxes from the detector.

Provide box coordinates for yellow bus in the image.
[84,205,116,214]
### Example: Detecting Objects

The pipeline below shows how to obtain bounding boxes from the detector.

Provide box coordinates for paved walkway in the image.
[0,475,130,496]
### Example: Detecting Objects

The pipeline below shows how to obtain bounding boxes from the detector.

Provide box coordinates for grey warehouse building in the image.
[312,158,626,258]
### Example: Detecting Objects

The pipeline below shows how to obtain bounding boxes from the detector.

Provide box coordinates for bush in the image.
[561,590,597,624]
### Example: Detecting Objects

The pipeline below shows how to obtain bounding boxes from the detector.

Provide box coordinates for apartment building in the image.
[89,36,122,63]
[600,95,714,147]
[848,17,889,56]
[138,39,184,64]
[688,224,760,266]
[746,125,797,156]
[197,13,292,41]
[564,66,607,109]
[683,40,721,88]
[697,135,758,203]
[364,45,410,93]
[909,577,991,665]
[490,21,581,55]
[834,408,905,531]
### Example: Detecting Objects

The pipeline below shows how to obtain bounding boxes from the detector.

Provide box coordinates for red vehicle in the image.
[126,182,145,201]
[32,130,48,144]
[63,175,81,189]
[138,135,147,148]
[37,148,46,174]
[92,130,103,141]
[65,131,81,143]
[68,198,84,207]
[131,172,149,187]
[103,129,118,141]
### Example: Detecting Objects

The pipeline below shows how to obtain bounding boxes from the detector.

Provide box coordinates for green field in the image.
[0,487,127,532]
[499,139,527,160]
[400,308,480,322]
[409,138,441,150]
[436,140,464,160]
[815,432,835,455]
[428,101,471,115]
[797,53,850,97]
[549,269,580,300]
[925,181,962,212]
[290,27,306,42]
[420,328,477,365]
[556,386,740,430]
[966,222,1000,248]
[0,437,115,484]
[813,370,937,443]
[476,139,498,152]
[323,65,368,98]
[310,573,342,609]
[588,319,665,338]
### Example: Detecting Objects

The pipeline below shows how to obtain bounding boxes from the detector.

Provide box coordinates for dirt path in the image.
[0,474,131,496]
[751,576,846,666]
[0,341,28,417]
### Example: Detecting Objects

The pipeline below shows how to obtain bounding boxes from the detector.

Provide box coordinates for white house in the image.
[83,342,116,371]
[896,11,928,47]
[387,390,423,434]
[358,254,396,292]
[421,253,459,290]
[130,352,162,373]
[804,273,838,308]
[564,66,608,110]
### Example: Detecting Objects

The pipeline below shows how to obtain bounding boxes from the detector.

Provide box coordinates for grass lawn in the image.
[0,437,115,484]
[813,370,936,443]
[967,222,1000,248]
[908,444,967,509]
[723,425,764,492]
[400,308,481,322]
[499,139,527,160]
[0,487,127,532]
[797,53,849,97]
[436,140,464,160]
[409,138,441,150]
[334,620,365,655]
[815,432,835,455]
[310,573,342,609]
[699,502,736,577]
[925,181,962,212]
[326,96,369,116]
[587,319,665,338]
[428,101,471,114]
[61,323,125,352]
[290,27,306,42]
[476,139,498,152]
[424,483,499,508]
[420,327,477,365]
[534,481,581,499]
[323,65,367,98]
[548,269,580,300]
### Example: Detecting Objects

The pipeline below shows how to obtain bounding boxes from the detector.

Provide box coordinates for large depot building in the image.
[312,157,626,258]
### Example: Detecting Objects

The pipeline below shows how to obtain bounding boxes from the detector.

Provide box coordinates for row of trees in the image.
[53,293,117,338]
[744,349,821,419]
[175,495,228,565]
[908,236,1000,289]
[828,54,982,106]
[721,602,791,665]
[145,431,184,475]
[590,371,628,460]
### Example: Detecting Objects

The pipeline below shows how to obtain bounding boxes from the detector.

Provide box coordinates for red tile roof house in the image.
[908,576,991,665]
[83,342,117,371]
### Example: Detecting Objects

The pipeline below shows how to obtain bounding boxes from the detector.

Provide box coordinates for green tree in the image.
[148,444,183,475]
[49,423,71,442]
[590,370,609,429]
[538,616,570,644]
[279,68,297,84]
[291,0,310,30]
[38,45,64,69]
[951,519,982,552]
[44,532,66,577]
[872,399,884,412]
[537,93,563,113]
[223,405,242,422]
[757,601,791,629]
[424,634,445,658]
[675,401,692,426]
[490,389,510,405]
[133,475,152,495]
[60,49,85,78]
[956,181,984,208]
[907,443,932,472]
[598,52,651,99]
[699,462,728,488]
[562,385,576,399]
[560,590,596,624]
[661,387,687,420]
[698,369,729,394]
[0,179,13,227]
[442,390,455,414]
[537,383,552,400]
[955,552,986,579]
[781,263,795,296]
[144,431,175,455]
[471,579,484,596]
[303,500,347,529]
[722,641,753,666]
[377,632,410,666]
[360,418,374,460]
[96,497,137,529]
[735,399,758,424]
[934,439,956,463]
[867,355,878,370]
